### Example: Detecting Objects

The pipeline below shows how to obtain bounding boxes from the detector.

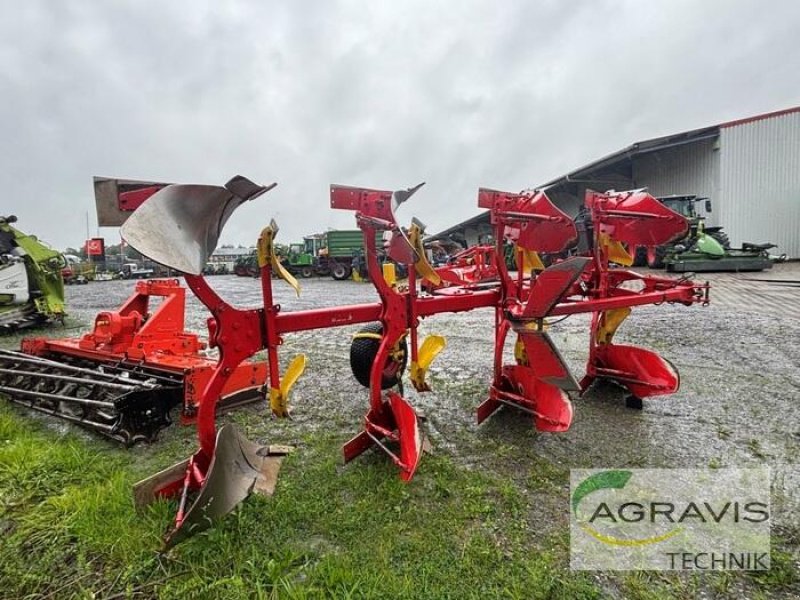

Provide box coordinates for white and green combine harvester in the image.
[0,215,66,331]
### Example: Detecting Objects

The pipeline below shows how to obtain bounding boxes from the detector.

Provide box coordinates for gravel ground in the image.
[1,261,796,596]
[55,264,800,540]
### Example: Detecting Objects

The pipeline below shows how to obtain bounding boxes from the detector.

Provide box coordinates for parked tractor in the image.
[634,195,775,272]
[315,230,385,280]
[282,241,316,278]
[0,215,66,331]
[233,251,259,277]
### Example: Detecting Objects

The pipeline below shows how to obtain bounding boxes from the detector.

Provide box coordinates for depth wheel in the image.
[350,323,408,389]
[300,266,313,278]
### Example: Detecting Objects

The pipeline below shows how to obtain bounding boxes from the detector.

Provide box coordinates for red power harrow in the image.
[0,278,269,445]
[43,176,714,546]
[420,244,500,292]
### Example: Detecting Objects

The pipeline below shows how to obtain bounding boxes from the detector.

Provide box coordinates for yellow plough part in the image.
[596,307,631,345]
[520,247,545,274]
[408,222,441,286]
[597,232,633,267]
[410,334,446,392]
[269,354,307,417]
[258,219,301,297]
[382,263,397,287]
[514,336,528,365]
[352,332,382,341]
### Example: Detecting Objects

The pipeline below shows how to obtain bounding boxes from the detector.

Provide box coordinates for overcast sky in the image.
[2,0,798,251]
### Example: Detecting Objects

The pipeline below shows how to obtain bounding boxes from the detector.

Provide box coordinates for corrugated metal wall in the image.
[463,224,492,247]
[719,112,800,258]
[632,138,721,226]
[547,189,582,216]
[436,109,799,254]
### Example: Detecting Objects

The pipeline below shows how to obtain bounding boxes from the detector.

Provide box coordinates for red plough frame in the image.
[117,177,708,546]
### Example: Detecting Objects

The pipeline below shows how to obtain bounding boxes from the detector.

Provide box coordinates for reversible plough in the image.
[3,176,710,547]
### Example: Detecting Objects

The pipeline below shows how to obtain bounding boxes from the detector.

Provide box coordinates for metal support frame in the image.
[103,177,710,546]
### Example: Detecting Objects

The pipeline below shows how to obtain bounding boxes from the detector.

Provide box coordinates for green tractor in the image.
[634,195,775,272]
[233,251,259,277]
[0,215,66,331]
[283,241,316,278]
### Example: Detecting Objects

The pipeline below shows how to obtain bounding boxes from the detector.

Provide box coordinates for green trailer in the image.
[317,230,384,280]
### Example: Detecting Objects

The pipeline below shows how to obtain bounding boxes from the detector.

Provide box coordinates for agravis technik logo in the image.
[570,468,771,570]
[572,470,682,546]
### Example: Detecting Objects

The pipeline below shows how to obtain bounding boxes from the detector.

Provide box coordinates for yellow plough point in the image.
[596,307,631,345]
[408,221,441,286]
[598,232,633,267]
[269,354,307,417]
[258,219,301,297]
[382,263,397,287]
[521,248,545,274]
[410,334,446,392]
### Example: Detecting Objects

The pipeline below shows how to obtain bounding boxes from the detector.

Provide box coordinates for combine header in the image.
[0,215,66,331]
[1,175,709,548]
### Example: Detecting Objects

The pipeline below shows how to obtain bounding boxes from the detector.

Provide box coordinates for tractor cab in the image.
[657,195,711,222]
[303,235,325,256]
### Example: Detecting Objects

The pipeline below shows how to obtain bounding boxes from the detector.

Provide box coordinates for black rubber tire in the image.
[647,246,666,269]
[709,231,731,250]
[300,266,313,278]
[349,323,408,389]
[625,395,644,410]
[331,262,350,280]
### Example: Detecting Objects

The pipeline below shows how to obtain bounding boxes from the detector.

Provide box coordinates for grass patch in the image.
[0,403,601,599]
[748,547,798,589]
[1,400,797,599]
[1,344,797,599]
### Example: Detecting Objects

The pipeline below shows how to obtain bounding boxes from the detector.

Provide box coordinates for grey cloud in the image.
[1,0,797,250]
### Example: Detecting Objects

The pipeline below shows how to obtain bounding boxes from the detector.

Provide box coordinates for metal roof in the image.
[429,105,800,241]
[211,246,255,257]
[538,125,719,190]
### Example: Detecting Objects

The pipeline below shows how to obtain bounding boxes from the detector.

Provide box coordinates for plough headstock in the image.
[330,182,425,221]
[330,183,426,266]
